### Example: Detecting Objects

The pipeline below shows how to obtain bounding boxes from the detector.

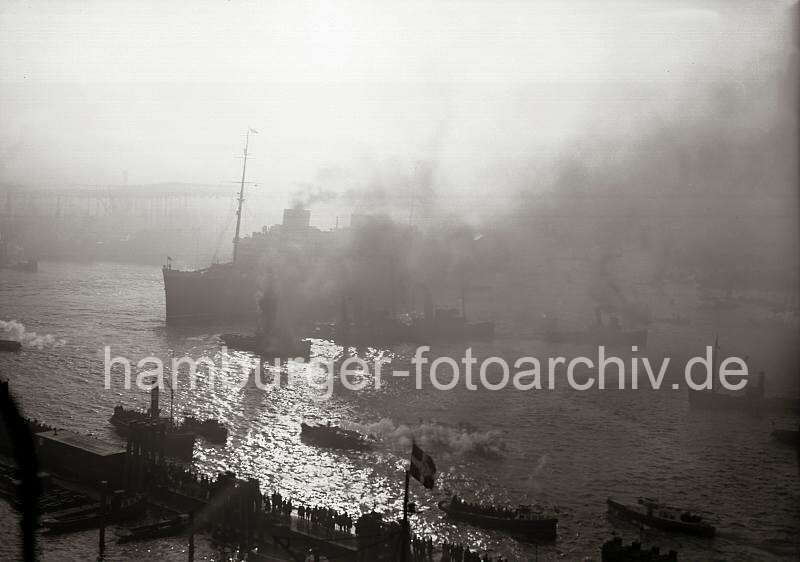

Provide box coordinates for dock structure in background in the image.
[35,430,126,488]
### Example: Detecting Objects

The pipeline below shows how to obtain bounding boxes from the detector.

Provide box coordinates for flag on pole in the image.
[409,443,436,489]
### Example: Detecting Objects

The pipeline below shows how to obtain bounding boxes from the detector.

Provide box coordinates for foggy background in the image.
[1,5,799,560]
[1,1,797,328]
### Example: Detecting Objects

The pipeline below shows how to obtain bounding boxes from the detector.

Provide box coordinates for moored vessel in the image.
[42,493,147,534]
[110,387,195,460]
[117,514,190,543]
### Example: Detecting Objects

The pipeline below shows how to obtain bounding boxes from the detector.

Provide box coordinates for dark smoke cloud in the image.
[289,182,338,209]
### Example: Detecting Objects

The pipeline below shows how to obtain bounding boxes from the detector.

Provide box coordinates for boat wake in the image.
[346,418,507,458]
[0,319,66,349]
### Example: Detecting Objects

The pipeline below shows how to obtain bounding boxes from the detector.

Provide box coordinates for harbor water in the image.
[0,261,798,561]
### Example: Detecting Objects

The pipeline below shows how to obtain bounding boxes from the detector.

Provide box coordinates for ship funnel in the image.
[149,386,160,418]
[282,208,311,231]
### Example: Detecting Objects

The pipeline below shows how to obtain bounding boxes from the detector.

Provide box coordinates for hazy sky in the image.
[0,1,794,207]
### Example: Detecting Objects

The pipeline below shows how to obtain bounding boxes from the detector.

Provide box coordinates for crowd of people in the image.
[410,534,434,559]
[0,395,525,562]
[440,540,509,562]
[158,462,215,500]
[296,503,355,535]
[265,490,293,517]
[261,489,357,537]
[155,470,515,560]
[110,455,518,561]
[408,533,508,562]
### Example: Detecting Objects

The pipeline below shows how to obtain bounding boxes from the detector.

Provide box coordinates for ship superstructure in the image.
[162,131,326,323]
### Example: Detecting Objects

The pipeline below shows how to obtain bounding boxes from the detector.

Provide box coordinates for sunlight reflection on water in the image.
[0,262,798,561]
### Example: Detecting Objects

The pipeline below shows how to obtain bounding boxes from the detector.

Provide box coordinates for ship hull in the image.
[300,423,373,450]
[162,263,258,324]
[0,340,22,352]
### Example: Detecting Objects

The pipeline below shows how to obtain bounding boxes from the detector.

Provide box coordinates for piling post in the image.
[124,435,132,489]
[188,510,195,562]
[98,480,108,559]
[400,470,410,562]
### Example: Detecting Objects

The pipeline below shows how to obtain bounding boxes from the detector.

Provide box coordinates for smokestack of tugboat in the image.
[149,386,159,419]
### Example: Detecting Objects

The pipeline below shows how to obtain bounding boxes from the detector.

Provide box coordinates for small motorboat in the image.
[300,422,374,450]
[117,514,190,543]
[607,497,715,537]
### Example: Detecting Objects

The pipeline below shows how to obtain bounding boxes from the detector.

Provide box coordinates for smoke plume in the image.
[347,418,507,459]
[0,319,66,349]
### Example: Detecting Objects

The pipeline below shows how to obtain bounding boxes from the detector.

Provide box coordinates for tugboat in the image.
[406,288,495,344]
[300,421,374,450]
[180,415,228,444]
[607,497,715,537]
[219,332,311,359]
[220,284,312,358]
[0,340,22,352]
[438,496,557,541]
[331,298,412,345]
[110,387,195,460]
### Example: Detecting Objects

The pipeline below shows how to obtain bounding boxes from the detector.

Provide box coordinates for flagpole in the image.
[400,469,410,562]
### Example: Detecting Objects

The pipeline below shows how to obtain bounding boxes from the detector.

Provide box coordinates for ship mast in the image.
[232,128,256,263]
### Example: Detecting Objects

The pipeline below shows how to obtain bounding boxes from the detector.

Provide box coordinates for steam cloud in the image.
[0,319,66,349]
[290,182,339,209]
[347,418,507,459]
